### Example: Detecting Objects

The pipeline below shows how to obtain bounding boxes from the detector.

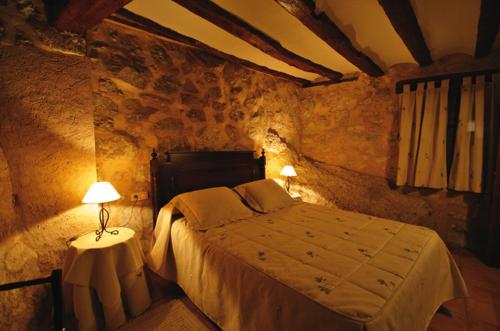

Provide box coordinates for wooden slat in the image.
[108,9,311,86]
[273,0,383,77]
[475,0,500,58]
[172,0,342,81]
[51,0,133,33]
[395,68,500,93]
[378,0,432,66]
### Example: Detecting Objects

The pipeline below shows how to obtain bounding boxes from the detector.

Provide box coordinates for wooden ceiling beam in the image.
[273,0,383,77]
[475,0,500,58]
[108,9,311,86]
[378,0,432,66]
[50,0,133,34]
[171,0,342,81]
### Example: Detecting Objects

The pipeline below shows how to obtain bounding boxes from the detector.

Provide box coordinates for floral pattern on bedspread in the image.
[203,202,435,322]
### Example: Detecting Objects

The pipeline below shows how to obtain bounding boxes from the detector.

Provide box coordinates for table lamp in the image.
[82,181,121,241]
[280,165,297,193]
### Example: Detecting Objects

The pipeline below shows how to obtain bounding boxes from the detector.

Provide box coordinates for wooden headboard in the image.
[150,149,266,226]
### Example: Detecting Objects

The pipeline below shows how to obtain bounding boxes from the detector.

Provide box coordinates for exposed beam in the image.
[108,9,311,86]
[172,0,342,81]
[50,0,133,34]
[378,0,432,66]
[475,0,500,58]
[273,0,383,77]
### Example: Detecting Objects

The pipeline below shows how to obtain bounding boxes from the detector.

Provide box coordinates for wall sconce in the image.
[82,182,121,241]
[280,165,297,193]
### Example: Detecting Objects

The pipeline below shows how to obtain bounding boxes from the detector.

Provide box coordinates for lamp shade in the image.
[280,165,297,177]
[82,182,120,204]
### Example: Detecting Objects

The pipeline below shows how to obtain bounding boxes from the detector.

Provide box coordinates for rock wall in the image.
[1,0,499,328]
[0,44,98,329]
[89,18,500,248]
[290,53,500,246]
[87,22,302,242]
[0,1,97,329]
[0,148,16,236]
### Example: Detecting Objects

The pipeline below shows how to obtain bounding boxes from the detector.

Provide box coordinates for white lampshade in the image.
[280,165,297,177]
[82,182,120,204]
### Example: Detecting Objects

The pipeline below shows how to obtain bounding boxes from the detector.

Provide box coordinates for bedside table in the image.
[63,227,151,331]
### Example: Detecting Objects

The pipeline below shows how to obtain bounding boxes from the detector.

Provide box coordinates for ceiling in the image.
[124,0,497,83]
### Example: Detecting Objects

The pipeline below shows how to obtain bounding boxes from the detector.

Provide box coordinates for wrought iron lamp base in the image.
[285,177,291,193]
[95,203,119,241]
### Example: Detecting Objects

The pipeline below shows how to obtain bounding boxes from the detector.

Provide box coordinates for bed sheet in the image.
[148,202,467,331]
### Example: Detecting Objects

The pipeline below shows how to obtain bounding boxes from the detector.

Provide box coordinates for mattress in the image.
[149,202,467,331]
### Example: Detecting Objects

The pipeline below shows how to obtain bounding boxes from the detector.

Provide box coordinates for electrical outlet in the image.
[131,191,148,201]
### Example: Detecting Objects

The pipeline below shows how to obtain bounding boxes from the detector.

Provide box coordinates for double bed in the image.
[147,150,467,331]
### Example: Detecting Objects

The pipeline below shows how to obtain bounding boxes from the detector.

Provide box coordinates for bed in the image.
[147,150,467,331]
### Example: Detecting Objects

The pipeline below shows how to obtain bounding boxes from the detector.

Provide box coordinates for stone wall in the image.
[0,45,98,329]
[0,1,97,329]
[290,53,500,246]
[87,22,302,242]
[89,19,500,248]
[1,0,499,328]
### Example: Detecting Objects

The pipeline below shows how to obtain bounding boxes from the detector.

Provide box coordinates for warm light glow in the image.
[280,165,297,177]
[82,182,120,204]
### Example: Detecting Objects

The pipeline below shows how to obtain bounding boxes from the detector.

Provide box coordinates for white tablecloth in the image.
[63,228,151,330]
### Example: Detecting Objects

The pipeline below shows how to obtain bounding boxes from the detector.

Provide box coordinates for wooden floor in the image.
[123,248,499,331]
[427,248,500,331]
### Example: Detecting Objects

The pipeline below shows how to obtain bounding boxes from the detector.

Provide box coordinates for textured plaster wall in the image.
[0,46,98,328]
[0,1,97,329]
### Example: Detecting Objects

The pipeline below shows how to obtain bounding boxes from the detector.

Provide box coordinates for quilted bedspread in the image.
[149,202,467,331]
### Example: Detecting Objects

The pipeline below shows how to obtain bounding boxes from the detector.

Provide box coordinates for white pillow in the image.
[234,179,294,213]
[171,187,254,230]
